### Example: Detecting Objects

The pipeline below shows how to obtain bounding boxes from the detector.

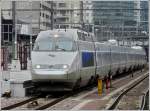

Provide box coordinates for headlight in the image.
[63,65,68,69]
[53,64,69,69]
[36,65,41,69]
[33,64,49,69]
[33,64,69,69]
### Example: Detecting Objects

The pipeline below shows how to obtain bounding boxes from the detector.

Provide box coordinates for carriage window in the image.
[77,32,92,42]
[77,32,86,41]
[77,32,82,40]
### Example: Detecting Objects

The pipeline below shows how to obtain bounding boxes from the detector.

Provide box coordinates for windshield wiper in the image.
[56,47,66,51]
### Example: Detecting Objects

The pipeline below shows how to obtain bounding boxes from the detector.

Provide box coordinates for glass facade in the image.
[92,1,148,42]
[92,1,137,26]
[140,1,148,33]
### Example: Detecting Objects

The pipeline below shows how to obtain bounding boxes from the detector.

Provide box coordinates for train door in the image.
[95,43,103,78]
[75,40,81,85]
[109,45,112,73]
[78,41,95,86]
[107,46,111,74]
[110,46,116,75]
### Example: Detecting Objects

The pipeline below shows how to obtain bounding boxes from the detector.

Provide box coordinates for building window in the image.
[47,1,51,4]
[2,24,12,42]
[59,3,66,7]
[9,25,12,32]
[53,3,56,7]
[60,10,66,15]
[4,33,8,41]
[46,14,49,19]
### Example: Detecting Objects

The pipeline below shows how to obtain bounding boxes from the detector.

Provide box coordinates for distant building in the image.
[92,1,137,26]
[91,1,145,42]
[139,1,148,33]
[53,0,81,28]
[83,0,93,24]
[1,0,148,43]
[1,1,52,35]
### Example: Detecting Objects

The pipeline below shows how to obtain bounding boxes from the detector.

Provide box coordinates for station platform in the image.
[1,70,31,97]
[46,70,148,110]
[1,70,148,110]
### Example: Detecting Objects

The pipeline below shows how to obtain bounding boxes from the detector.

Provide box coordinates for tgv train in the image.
[31,29,146,91]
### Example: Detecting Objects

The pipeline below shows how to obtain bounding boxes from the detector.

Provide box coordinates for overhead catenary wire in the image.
[1,8,148,11]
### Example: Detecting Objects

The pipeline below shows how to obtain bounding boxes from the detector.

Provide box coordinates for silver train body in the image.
[31,29,147,91]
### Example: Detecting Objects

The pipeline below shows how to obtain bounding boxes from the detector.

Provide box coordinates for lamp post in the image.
[29,1,32,60]
[95,29,98,41]
[12,1,17,60]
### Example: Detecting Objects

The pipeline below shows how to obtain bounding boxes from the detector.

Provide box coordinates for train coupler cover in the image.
[23,80,34,88]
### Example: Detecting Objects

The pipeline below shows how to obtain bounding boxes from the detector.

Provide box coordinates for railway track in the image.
[2,94,71,110]
[107,73,149,110]
[140,90,149,110]
[32,85,97,110]
[1,84,96,110]
[1,96,39,110]
[1,70,148,110]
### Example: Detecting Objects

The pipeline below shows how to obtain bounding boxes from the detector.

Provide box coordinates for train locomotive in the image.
[30,29,147,92]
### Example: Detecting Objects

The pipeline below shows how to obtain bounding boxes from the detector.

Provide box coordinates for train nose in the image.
[33,64,69,70]
[31,69,68,80]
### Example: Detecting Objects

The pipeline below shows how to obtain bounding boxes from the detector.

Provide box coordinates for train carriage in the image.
[30,29,147,92]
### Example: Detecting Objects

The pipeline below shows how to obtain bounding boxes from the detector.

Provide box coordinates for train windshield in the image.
[33,38,53,51]
[55,37,76,51]
[33,37,76,51]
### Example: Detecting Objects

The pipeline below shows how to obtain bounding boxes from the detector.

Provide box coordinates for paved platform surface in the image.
[1,70,31,97]
[2,70,31,82]
[10,70,31,82]
[1,70,148,109]
[46,70,148,110]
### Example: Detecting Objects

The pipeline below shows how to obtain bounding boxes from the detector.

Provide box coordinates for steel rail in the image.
[107,73,149,110]
[35,95,68,110]
[1,96,39,110]
[1,70,147,110]
[140,90,149,110]
[1,81,96,110]
[36,70,149,110]
[35,84,97,110]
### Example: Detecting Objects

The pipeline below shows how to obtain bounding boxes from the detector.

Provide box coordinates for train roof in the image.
[36,29,95,41]
[131,46,143,50]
